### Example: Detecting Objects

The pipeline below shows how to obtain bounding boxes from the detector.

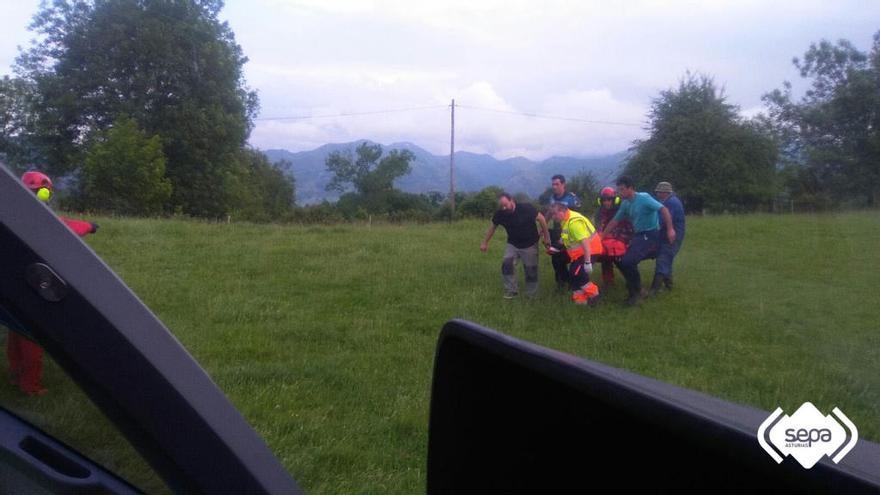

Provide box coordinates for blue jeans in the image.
[618,230,660,292]
[568,255,590,292]
[655,232,684,278]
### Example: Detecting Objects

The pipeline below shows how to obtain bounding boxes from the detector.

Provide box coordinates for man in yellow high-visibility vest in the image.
[549,202,600,306]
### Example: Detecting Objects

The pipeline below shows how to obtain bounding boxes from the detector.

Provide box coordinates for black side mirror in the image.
[427,320,880,494]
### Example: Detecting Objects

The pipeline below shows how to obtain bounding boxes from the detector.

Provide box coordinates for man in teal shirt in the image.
[602,176,676,306]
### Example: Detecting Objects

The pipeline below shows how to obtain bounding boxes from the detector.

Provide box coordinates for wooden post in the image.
[449,98,456,220]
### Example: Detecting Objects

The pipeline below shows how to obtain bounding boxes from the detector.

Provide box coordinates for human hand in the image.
[480,241,488,252]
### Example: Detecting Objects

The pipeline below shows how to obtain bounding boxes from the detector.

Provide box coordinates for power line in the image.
[255,105,447,121]
[255,102,645,128]
[456,104,644,127]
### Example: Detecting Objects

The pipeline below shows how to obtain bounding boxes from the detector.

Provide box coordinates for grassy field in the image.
[2,211,879,493]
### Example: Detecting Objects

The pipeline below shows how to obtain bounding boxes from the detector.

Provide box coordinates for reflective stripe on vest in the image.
[560,211,596,250]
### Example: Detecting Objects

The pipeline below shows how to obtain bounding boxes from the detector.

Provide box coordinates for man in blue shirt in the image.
[545,174,582,289]
[602,176,676,306]
[650,181,686,295]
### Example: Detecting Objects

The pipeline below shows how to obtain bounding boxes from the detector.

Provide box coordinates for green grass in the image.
[2,211,879,493]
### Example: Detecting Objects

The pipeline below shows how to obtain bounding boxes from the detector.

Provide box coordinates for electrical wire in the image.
[456,104,644,127]
[255,105,447,121]
[255,102,646,128]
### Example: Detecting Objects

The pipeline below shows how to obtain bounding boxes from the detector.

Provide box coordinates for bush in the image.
[388,209,433,223]
[285,202,345,224]
[458,186,504,218]
[79,117,171,216]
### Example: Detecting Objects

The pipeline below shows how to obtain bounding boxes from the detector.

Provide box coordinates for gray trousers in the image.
[502,243,539,295]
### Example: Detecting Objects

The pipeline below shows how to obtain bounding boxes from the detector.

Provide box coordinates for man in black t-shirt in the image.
[480,193,551,298]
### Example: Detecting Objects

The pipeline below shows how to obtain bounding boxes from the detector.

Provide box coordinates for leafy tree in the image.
[79,116,171,215]
[625,73,777,212]
[228,149,296,222]
[15,0,258,217]
[0,76,38,169]
[763,32,880,207]
[325,142,415,213]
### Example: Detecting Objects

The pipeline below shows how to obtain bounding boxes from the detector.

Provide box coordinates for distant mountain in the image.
[264,141,627,204]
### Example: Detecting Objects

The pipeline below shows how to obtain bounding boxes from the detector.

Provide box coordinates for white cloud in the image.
[0,2,40,74]
[451,87,646,159]
[4,0,879,159]
[231,0,878,157]
[249,77,648,160]
[739,105,765,120]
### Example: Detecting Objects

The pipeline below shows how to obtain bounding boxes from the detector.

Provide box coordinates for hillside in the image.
[264,142,627,204]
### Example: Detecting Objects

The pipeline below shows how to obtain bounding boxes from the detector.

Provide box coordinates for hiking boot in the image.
[503,291,519,299]
[624,288,642,307]
[646,274,664,297]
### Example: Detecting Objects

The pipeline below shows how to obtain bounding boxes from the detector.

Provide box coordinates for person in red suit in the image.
[5,171,98,395]
[592,187,633,286]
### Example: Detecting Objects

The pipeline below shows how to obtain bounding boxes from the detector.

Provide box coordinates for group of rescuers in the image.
[2,169,682,396]
[480,174,686,307]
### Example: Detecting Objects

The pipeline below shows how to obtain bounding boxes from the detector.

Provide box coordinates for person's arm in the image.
[480,223,497,252]
[581,237,592,265]
[536,213,551,246]
[61,217,98,237]
[603,203,626,234]
[660,207,675,243]
[603,218,619,235]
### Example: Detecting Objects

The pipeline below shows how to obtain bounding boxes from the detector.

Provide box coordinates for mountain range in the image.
[264,141,627,204]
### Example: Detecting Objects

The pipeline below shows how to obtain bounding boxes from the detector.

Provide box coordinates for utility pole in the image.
[449,98,456,220]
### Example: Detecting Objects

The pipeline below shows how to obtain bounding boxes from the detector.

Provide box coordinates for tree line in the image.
[0,0,294,222]
[626,31,880,213]
[0,1,876,220]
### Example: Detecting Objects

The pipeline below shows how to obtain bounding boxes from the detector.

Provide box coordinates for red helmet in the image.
[21,171,53,191]
[597,187,620,207]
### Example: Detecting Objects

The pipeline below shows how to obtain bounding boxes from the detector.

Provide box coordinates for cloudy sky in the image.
[1,1,878,159]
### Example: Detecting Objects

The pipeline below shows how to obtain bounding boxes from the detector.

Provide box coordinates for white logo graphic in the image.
[758,402,858,469]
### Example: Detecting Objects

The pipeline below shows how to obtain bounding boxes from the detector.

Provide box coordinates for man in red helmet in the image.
[4,171,98,395]
[19,171,98,236]
[592,187,633,285]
